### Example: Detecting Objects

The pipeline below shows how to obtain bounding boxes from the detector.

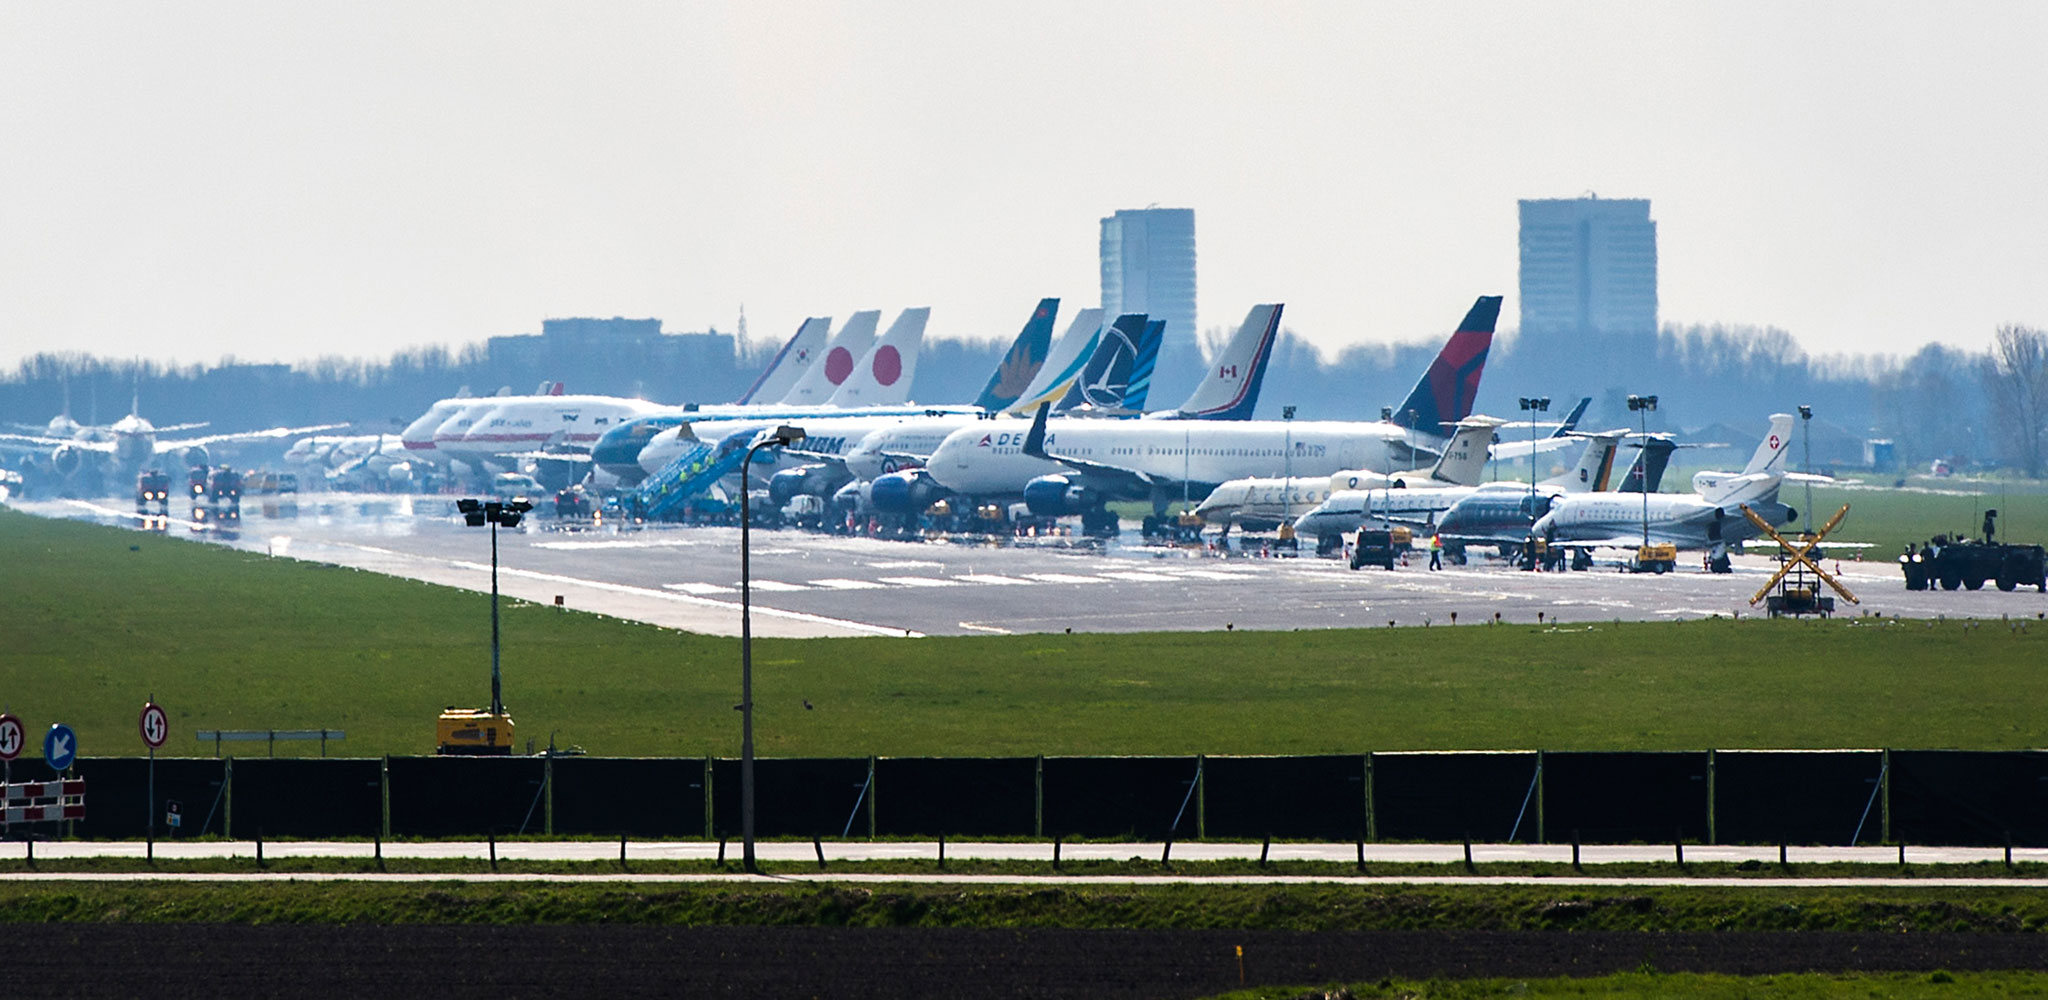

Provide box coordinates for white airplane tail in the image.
[780,310,880,406]
[1166,304,1282,420]
[1428,417,1504,486]
[735,316,832,405]
[828,307,930,407]
[1542,429,1626,493]
[1007,307,1105,414]
[1693,413,1796,504]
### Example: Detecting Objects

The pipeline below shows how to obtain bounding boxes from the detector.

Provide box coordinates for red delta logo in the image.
[978,434,993,447]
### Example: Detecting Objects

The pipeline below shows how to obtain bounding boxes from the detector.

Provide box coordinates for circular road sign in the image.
[43,723,78,771]
[0,714,23,761]
[140,702,169,750]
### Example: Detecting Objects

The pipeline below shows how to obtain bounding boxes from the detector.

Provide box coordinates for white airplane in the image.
[0,394,342,479]
[1292,428,1627,552]
[932,296,1500,535]
[1196,416,1505,535]
[1531,413,1800,573]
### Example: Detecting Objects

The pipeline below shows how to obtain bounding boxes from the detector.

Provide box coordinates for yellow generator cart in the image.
[437,708,516,755]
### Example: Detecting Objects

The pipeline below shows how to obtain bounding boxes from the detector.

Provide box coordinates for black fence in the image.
[17,750,2048,847]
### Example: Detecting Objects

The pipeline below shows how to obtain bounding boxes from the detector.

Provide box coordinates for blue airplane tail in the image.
[1123,319,1165,414]
[973,298,1059,411]
[1055,313,1150,413]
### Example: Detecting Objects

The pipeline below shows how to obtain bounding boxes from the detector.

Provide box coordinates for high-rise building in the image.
[1100,207,1197,356]
[1518,196,1658,342]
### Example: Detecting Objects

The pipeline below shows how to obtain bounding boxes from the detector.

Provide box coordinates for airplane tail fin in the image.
[1123,319,1165,413]
[1007,308,1105,414]
[828,307,929,407]
[1543,429,1625,493]
[1551,397,1591,437]
[971,298,1058,412]
[735,316,832,405]
[1170,303,1282,420]
[1056,313,1149,413]
[1742,413,1797,475]
[1388,295,1500,436]
[1619,436,1678,493]
[1428,416,1504,486]
[780,310,880,405]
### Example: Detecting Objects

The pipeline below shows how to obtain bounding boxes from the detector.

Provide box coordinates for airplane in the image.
[865,301,1289,524]
[0,393,343,483]
[934,296,1499,536]
[1196,416,1505,538]
[1291,427,1626,555]
[1529,413,1800,573]
[1431,433,1682,561]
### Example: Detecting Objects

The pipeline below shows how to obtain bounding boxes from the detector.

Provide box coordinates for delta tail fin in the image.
[1387,295,1500,436]
[971,298,1059,411]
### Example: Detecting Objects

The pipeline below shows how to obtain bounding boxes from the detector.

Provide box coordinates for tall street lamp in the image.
[1798,404,1814,535]
[1626,395,1658,550]
[456,497,533,721]
[739,424,805,874]
[1282,405,1296,537]
[1518,397,1550,531]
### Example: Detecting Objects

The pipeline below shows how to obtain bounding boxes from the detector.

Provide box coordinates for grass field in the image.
[6,506,2048,760]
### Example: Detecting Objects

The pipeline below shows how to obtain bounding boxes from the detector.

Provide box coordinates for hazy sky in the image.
[3,1,2044,371]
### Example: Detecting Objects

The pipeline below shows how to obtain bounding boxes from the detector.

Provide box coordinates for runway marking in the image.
[1098,571,1182,582]
[1021,573,1105,584]
[746,579,810,592]
[1172,569,1251,580]
[875,575,952,587]
[958,622,1014,634]
[809,578,889,590]
[532,538,708,550]
[955,574,1031,585]
[663,582,736,595]
[866,559,943,569]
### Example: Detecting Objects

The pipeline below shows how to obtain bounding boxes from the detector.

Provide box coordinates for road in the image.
[10,492,2044,638]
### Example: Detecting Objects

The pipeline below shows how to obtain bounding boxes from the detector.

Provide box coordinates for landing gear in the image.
[1080,509,1120,537]
[1707,551,1732,574]
[1570,548,1593,572]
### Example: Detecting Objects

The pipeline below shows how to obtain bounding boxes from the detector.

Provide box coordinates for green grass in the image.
[2,879,2046,931]
[6,506,2048,759]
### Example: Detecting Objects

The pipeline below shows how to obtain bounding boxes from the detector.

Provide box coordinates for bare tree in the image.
[1982,325,2048,477]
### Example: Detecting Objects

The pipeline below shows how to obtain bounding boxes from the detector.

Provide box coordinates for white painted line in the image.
[809,578,890,590]
[958,622,1014,634]
[1172,569,1250,580]
[532,538,708,550]
[866,559,943,569]
[956,574,1031,585]
[746,579,810,592]
[663,582,735,595]
[875,576,952,587]
[1098,571,1181,582]
[1022,573,1105,584]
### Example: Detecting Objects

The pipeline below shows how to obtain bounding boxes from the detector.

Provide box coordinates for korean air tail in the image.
[972,298,1059,411]
[1007,307,1105,414]
[735,316,832,405]
[780,310,880,406]
[1162,303,1283,420]
[828,307,929,407]
[1388,296,1500,436]
[1055,313,1150,414]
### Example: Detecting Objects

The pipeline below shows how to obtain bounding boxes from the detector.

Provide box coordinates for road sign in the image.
[43,723,77,771]
[140,702,168,750]
[0,714,23,761]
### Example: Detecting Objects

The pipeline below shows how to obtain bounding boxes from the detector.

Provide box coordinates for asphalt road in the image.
[11,492,2045,638]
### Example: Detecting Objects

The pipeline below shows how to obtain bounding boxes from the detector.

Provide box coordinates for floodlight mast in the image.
[457,498,531,718]
[1520,397,1550,534]
[1627,396,1658,548]
[741,425,805,874]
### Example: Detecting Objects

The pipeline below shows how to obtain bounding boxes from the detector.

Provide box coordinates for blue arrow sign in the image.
[43,723,77,772]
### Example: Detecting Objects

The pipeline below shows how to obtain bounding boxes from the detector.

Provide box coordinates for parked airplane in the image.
[936,296,1498,535]
[1195,416,1505,537]
[1530,413,1799,573]
[1433,433,1681,559]
[1292,428,1625,553]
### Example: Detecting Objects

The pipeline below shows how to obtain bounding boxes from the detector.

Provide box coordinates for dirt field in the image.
[12,925,2048,998]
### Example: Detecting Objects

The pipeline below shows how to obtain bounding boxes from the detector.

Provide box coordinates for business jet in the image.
[1196,416,1505,537]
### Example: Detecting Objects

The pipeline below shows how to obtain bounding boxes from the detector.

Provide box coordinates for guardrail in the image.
[195,730,345,758]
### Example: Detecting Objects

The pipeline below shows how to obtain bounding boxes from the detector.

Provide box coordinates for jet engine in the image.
[869,469,951,515]
[1022,474,1102,517]
[51,445,82,476]
[180,445,210,469]
[769,464,851,507]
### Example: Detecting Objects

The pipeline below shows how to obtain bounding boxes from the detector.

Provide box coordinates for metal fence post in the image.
[380,755,391,841]
[866,756,877,840]
[1034,755,1044,839]
[1880,748,1892,844]
[1364,753,1376,843]
[1195,754,1206,840]
[1706,749,1718,845]
[543,753,554,837]
[1535,750,1546,845]
[222,757,234,841]
[703,758,714,841]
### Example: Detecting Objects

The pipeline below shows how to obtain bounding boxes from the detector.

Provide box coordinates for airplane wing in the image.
[1490,436,1581,462]
[1018,402,1210,498]
[779,448,850,472]
[160,422,350,451]
[501,451,594,463]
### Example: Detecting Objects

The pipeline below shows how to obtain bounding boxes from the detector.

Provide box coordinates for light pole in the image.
[1282,404,1296,528]
[739,424,805,874]
[1798,404,1813,535]
[456,497,533,718]
[1518,397,1549,529]
[1627,395,1658,549]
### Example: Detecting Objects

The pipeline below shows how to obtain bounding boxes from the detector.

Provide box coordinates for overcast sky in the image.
[3,1,2044,371]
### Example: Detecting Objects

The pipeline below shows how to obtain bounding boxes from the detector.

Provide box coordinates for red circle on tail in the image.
[872,346,902,386]
[824,347,854,385]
